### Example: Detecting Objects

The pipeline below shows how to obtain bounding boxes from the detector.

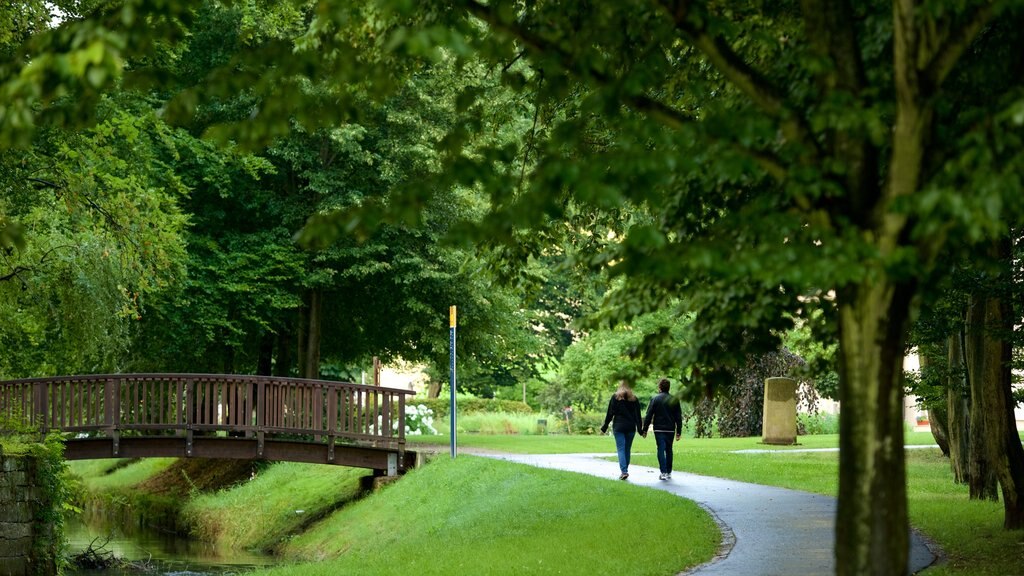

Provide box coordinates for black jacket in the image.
[642,392,682,435]
[601,394,643,434]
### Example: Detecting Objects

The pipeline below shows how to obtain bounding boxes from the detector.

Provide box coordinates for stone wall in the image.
[0,450,56,576]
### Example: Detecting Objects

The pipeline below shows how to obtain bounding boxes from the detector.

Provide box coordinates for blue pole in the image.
[449,305,457,458]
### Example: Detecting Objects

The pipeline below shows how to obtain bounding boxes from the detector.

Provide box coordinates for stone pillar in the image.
[762,377,798,445]
[0,450,58,576]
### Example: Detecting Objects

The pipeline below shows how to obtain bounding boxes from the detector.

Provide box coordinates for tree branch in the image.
[0,265,31,283]
[656,0,822,159]
[462,0,789,181]
[29,176,138,249]
[924,3,1000,92]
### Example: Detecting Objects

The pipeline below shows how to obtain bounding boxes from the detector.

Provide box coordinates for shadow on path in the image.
[483,452,937,576]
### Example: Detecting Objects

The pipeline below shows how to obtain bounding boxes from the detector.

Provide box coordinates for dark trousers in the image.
[654,431,675,474]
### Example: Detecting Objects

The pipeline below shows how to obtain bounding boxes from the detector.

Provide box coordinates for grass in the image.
[264,456,718,576]
[443,412,552,435]
[66,430,1024,576]
[69,458,177,492]
[409,431,1024,575]
[67,453,721,576]
[182,462,367,551]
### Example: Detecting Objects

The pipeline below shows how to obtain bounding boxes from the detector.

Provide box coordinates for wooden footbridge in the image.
[0,374,417,476]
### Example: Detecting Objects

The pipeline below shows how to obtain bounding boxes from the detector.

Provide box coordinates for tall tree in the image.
[289,2,1024,573]
[6,1,1024,570]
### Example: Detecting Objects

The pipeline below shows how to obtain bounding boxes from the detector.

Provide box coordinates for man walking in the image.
[642,378,682,480]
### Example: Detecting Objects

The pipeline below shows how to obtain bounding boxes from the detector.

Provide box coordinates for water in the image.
[65,516,282,576]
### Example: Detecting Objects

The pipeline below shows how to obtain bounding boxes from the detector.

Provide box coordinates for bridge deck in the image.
[0,374,417,475]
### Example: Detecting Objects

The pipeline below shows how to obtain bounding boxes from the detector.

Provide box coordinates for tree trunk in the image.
[274,324,292,377]
[976,238,1024,529]
[222,341,234,374]
[947,331,970,484]
[965,295,1000,500]
[928,405,950,457]
[835,280,912,576]
[257,332,274,376]
[427,380,442,398]
[303,288,322,379]
[919,348,949,456]
[296,299,309,378]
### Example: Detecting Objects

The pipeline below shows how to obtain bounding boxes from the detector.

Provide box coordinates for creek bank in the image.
[70,457,377,561]
[74,459,264,536]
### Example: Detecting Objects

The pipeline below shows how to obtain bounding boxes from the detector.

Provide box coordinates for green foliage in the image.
[798,412,841,436]
[782,308,839,400]
[404,404,437,436]
[449,412,548,435]
[0,429,71,575]
[27,434,70,574]
[690,349,814,438]
[551,303,690,412]
[0,98,190,376]
[545,411,605,436]
[410,397,531,420]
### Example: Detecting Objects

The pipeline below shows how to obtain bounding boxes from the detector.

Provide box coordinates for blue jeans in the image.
[613,430,636,474]
[654,432,675,474]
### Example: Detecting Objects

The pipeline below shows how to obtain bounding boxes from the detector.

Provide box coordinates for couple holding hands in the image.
[599,378,682,481]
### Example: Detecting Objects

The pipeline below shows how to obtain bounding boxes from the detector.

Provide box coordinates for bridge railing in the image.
[0,374,415,458]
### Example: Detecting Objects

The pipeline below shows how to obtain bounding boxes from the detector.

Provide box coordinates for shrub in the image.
[798,412,840,435]
[410,397,532,420]
[450,413,548,435]
[691,349,816,438]
[547,412,605,435]
[404,404,437,436]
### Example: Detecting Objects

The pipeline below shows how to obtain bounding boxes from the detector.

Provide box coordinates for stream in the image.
[64,515,283,576]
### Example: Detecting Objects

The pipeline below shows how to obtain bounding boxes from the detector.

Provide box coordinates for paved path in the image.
[485,452,937,576]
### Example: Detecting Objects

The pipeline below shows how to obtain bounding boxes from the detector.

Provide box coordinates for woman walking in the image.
[600,380,643,480]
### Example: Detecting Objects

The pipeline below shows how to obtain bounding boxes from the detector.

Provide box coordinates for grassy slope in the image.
[67,431,1024,576]
[67,455,719,576]
[267,456,718,576]
[183,463,367,551]
[412,431,1023,576]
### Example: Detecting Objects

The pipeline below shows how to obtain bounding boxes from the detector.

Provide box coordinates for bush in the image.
[449,413,548,435]
[404,404,437,436]
[410,397,532,420]
[798,412,840,435]
[546,412,605,435]
[691,349,814,438]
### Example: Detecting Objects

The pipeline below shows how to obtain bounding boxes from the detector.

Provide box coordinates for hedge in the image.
[409,398,532,419]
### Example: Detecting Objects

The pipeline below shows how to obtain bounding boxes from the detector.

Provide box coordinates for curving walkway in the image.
[486,452,937,576]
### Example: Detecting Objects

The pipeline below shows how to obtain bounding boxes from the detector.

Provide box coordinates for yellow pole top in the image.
[450,305,457,328]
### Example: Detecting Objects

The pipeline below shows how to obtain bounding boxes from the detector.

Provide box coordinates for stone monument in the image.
[762,377,797,445]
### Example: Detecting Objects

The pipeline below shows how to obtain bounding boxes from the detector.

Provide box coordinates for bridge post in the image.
[398,392,407,472]
[326,387,337,463]
[104,378,120,456]
[32,381,47,438]
[185,377,194,457]
[256,379,266,458]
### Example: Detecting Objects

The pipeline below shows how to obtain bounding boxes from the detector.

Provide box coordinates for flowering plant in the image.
[405,404,437,436]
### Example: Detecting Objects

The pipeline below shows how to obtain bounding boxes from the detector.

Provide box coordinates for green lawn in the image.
[412,431,1024,576]
[265,456,717,576]
[67,452,720,576]
[67,431,1024,576]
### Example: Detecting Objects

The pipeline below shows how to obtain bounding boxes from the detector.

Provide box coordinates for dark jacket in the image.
[642,392,682,435]
[601,394,643,434]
